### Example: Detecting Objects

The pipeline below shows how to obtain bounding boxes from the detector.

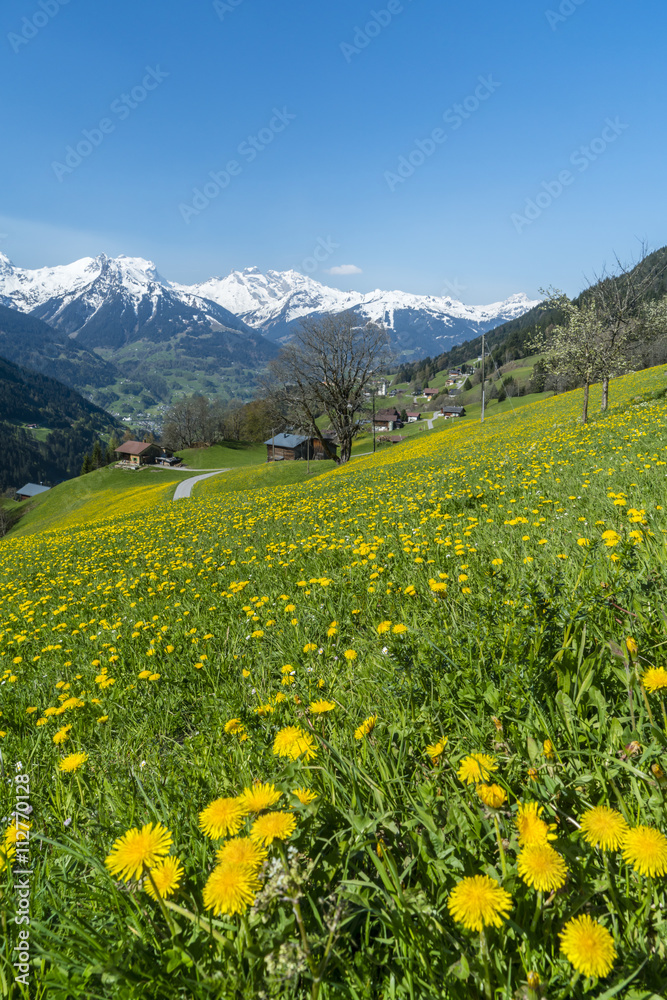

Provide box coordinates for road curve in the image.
[173,469,230,501]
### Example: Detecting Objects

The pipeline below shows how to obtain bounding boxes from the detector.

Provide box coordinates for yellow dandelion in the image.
[620,825,667,877]
[447,875,512,931]
[626,637,638,657]
[560,915,616,978]
[457,753,498,785]
[216,836,267,870]
[273,726,317,761]
[144,856,184,900]
[303,643,317,653]
[377,621,392,634]
[517,843,568,892]
[354,715,377,740]
[53,725,72,745]
[58,752,88,774]
[477,784,507,809]
[292,787,318,804]
[199,797,248,839]
[105,822,173,881]
[516,802,555,847]
[238,782,281,813]
[203,862,260,916]
[579,806,629,851]
[310,699,336,714]
[344,649,357,660]
[543,739,555,759]
[250,811,297,846]
[392,624,408,634]
[0,843,16,873]
[642,667,667,694]
[425,737,448,763]
[224,718,246,735]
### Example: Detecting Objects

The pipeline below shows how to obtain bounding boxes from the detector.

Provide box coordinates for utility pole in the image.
[481,334,485,424]
[372,389,376,454]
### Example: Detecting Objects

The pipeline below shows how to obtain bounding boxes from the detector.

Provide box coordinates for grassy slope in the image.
[178,441,266,469]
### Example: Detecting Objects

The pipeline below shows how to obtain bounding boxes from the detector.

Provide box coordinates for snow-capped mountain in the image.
[177,266,541,353]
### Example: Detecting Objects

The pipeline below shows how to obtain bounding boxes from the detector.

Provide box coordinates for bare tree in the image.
[265,311,391,464]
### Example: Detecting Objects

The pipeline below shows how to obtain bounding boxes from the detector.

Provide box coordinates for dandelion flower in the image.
[425,737,448,763]
[53,725,73,745]
[216,836,267,870]
[543,739,555,759]
[310,699,336,714]
[560,915,616,978]
[642,667,667,694]
[203,862,260,916]
[250,811,297,846]
[292,787,317,804]
[145,856,184,900]
[354,715,377,740]
[238,782,281,813]
[377,621,391,634]
[601,530,621,547]
[344,649,357,660]
[516,802,555,847]
[477,784,507,809]
[620,825,667,877]
[447,875,512,931]
[392,624,408,634]
[199,797,248,839]
[58,752,88,774]
[105,822,173,881]
[457,753,497,785]
[579,806,628,851]
[517,843,568,891]
[273,726,317,761]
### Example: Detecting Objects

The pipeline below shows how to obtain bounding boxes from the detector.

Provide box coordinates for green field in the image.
[1,367,666,998]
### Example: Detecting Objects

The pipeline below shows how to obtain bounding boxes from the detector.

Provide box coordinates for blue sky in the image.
[1,0,665,302]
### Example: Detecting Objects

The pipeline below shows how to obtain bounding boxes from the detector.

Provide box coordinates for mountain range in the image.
[0,251,540,415]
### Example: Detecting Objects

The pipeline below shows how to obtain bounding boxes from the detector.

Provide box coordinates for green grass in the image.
[179,441,266,469]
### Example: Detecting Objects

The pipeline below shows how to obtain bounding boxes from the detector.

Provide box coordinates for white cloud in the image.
[325,264,363,275]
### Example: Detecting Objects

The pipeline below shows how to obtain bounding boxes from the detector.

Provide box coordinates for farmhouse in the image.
[406,410,421,423]
[16,483,51,501]
[114,441,163,466]
[423,388,438,398]
[441,405,466,418]
[373,408,403,432]
[265,433,338,462]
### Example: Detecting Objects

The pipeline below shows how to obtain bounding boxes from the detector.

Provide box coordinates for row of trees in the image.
[161,396,282,451]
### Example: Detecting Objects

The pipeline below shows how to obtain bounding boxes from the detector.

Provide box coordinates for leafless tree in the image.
[264,311,392,464]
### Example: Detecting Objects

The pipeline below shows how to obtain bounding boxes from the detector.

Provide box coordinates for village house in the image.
[264,433,338,462]
[15,483,51,501]
[441,405,466,419]
[406,410,421,423]
[423,387,439,399]
[373,407,403,432]
[114,441,163,466]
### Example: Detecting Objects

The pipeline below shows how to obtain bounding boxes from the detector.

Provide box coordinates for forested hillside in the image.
[0,356,119,491]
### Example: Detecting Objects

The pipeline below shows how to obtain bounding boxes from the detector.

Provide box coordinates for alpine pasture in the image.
[1,366,667,999]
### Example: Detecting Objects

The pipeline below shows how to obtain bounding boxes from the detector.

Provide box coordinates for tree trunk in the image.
[601,377,609,412]
[581,382,590,424]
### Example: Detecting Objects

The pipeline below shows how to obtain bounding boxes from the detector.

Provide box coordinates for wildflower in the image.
[273,726,317,761]
[58,752,88,774]
[477,784,507,809]
[105,822,173,881]
[620,825,667,877]
[601,530,621,547]
[203,863,260,916]
[97,715,109,724]
[392,624,408,634]
[626,637,638,657]
[425,737,448,763]
[491,558,503,567]
[577,537,590,546]
[642,667,667,693]
[216,836,267,870]
[53,725,72,745]
[579,806,629,851]
[447,875,512,931]
[199,797,248,839]
[144,856,184,900]
[138,670,152,679]
[344,649,357,660]
[310,699,336,713]
[543,739,555,759]
[559,915,616,978]
[224,718,246,736]
[292,788,317,804]
[377,621,391,634]
[457,753,497,785]
[516,802,555,846]
[354,715,377,740]
[250,811,297,846]
[303,643,317,653]
[517,843,568,891]
[238,782,281,813]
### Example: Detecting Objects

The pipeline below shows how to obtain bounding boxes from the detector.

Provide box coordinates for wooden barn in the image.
[265,433,338,462]
[114,441,163,466]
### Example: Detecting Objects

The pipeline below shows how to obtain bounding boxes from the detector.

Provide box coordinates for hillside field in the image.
[1,367,667,998]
